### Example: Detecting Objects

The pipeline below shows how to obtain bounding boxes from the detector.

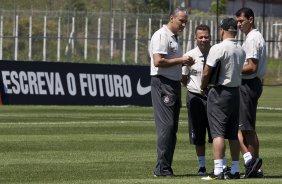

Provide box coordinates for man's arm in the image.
[153,53,194,67]
[201,64,213,92]
[242,58,258,74]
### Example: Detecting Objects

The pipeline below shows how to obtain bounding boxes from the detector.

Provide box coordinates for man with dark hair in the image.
[149,7,194,177]
[201,18,245,180]
[182,24,213,176]
[182,25,230,176]
[235,7,266,178]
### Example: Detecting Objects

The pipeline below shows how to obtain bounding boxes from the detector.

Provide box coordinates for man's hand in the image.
[200,89,206,96]
[182,56,195,66]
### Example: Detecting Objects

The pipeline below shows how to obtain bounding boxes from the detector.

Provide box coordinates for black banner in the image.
[0,60,152,106]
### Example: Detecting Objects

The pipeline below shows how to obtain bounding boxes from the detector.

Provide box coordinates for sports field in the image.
[0,86,281,184]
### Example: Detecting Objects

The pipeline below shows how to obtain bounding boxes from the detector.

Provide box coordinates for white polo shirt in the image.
[149,25,183,81]
[242,29,267,79]
[182,46,205,93]
[206,38,246,87]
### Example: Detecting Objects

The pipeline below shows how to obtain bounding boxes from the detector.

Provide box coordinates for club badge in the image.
[163,95,170,104]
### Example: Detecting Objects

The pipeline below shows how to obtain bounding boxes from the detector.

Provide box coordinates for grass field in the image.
[0,86,282,184]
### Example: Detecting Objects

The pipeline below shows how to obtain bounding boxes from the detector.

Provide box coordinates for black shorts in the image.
[239,77,262,131]
[207,86,240,140]
[186,91,212,145]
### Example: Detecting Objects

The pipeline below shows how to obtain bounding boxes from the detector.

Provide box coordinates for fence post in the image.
[122,18,126,63]
[110,17,114,61]
[43,16,47,61]
[148,18,151,56]
[84,17,88,61]
[266,21,270,58]
[57,17,61,61]
[186,19,192,53]
[71,17,75,56]
[97,17,101,62]
[0,16,3,60]
[135,18,138,64]
[14,15,18,61]
[28,16,32,61]
[210,20,214,46]
[274,22,279,58]
[159,19,162,28]
[65,17,75,58]
[183,26,186,53]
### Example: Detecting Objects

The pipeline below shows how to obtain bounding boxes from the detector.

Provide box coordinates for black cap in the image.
[220,18,237,32]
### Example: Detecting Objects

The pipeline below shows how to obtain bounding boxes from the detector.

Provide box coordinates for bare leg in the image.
[196,145,205,156]
[238,129,249,155]
[243,130,259,158]
[228,139,240,161]
[213,137,225,160]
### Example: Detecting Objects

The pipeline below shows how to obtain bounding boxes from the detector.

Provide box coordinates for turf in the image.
[0,86,281,183]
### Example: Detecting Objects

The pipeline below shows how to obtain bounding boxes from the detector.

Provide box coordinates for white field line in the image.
[0,106,280,125]
[0,121,144,125]
[257,106,282,111]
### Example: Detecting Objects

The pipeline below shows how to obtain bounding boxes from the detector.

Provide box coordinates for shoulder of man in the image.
[209,43,222,53]
[184,47,197,57]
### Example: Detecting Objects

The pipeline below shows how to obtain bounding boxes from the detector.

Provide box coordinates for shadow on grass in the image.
[173,174,200,177]
[174,174,282,179]
[262,176,282,179]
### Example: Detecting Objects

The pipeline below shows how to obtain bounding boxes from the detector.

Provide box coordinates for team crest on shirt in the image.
[190,69,201,76]
[163,95,170,104]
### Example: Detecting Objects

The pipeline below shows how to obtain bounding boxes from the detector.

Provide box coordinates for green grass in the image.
[0,86,281,183]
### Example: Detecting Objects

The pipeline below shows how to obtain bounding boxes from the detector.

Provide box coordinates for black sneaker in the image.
[201,172,224,180]
[225,171,240,179]
[197,167,207,176]
[244,158,262,178]
[153,169,173,177]
[248,169,264,178]
[223,166,231,174]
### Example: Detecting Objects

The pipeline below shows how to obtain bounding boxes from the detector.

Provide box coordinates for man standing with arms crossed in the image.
[149,7,194,177]
[201,18,245,180]
[235,7,266,178]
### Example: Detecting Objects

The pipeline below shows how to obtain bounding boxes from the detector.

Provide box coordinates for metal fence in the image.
[0,10,282,65]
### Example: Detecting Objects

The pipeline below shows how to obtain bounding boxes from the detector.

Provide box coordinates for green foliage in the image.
[190,9,211,16]
[127,0,169,14]
[64,0,87,12]
[209,0,228,15]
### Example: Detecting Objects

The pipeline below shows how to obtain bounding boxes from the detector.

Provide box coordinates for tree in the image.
[127,0,169,14]
[209,0,228,15]
[64,0,87,12]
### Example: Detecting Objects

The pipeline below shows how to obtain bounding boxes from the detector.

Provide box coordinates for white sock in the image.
[214,159,223,175]
[197,156,206,168]
[222,156,227,169]
[243,152,253,165]
[231,161,239,174]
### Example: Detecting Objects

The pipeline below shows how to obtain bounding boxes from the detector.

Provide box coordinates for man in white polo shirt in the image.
[201,18,246,180]
[182,24,212,176]
[149,7,194,177]
[236,7,266,178]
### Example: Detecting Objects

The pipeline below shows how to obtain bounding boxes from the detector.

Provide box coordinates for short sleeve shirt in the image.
[150,25,183,81]
[242,29,267,79]
[206,38,246,87]
[182,46,205,93]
